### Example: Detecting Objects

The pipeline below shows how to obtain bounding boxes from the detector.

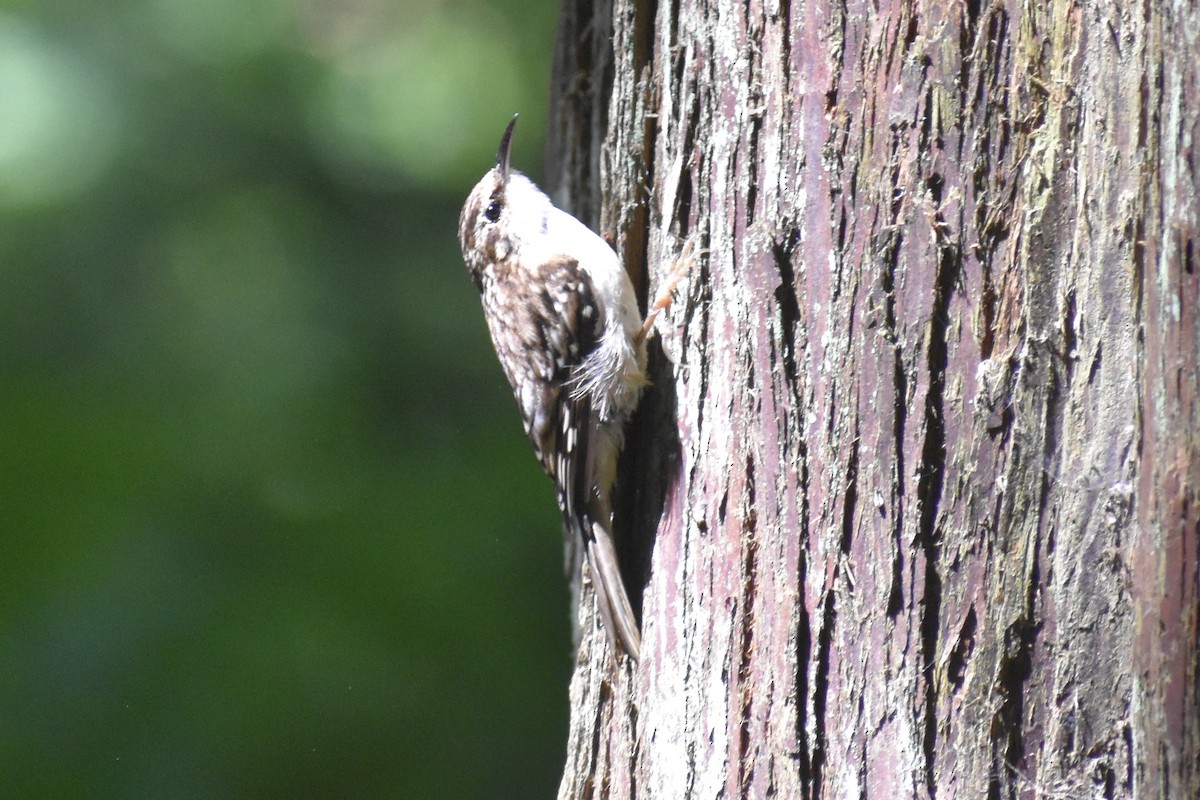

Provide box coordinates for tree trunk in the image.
[546,0,1199,797]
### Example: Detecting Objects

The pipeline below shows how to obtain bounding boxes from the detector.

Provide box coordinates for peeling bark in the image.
[547,1,1199,797]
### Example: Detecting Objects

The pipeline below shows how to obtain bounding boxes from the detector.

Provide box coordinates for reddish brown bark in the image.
[548,1,1199,797]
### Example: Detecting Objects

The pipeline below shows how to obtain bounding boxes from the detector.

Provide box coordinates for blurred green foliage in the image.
[0,0,574,796]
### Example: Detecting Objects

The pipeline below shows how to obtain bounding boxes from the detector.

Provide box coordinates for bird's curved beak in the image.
[496,114,518,183]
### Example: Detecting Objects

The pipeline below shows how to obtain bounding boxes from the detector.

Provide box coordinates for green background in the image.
[0,0,573,796]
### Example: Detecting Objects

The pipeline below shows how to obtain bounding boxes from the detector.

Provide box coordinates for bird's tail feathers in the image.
[584,519,642,661]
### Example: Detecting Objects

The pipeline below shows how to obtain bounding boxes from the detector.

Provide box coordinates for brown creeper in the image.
[458,115,650,660]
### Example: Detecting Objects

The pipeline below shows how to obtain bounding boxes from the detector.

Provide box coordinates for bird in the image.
[458,115,689,661]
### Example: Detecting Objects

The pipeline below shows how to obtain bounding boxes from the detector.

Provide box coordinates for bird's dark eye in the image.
[484,201,502,222]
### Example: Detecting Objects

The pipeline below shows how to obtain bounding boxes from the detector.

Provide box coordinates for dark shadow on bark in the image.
[613,335,681,622]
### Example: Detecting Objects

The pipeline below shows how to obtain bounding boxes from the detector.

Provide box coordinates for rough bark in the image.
[546,1,1199,797]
